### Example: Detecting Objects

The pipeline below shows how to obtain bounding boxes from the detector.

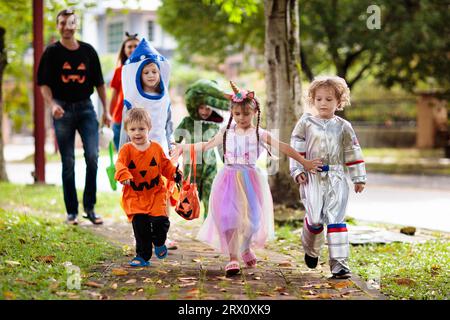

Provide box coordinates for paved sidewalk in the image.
[81,214,385,300]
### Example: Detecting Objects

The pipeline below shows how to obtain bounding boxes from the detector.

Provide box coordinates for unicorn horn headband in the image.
[229,81,255,104]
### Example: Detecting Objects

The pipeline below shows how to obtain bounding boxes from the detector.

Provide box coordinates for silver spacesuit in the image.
[290,113,366,275]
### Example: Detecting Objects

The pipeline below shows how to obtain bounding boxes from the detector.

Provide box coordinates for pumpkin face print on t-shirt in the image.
[128,156,160,191]
[61,61,86,84]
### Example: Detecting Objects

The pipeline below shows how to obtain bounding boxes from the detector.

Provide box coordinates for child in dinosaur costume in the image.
[174,79,230,218]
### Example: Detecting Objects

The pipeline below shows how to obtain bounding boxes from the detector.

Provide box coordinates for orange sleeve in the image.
[158,145,176,181]
[110,66,122,90]
[115,144,133,182]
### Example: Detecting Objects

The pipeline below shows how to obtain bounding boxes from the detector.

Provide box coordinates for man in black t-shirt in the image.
[38,9,111,225]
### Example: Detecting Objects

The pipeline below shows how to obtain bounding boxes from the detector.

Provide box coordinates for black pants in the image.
[132,215,170,261]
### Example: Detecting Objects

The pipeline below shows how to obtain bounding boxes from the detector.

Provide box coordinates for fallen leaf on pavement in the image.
[85,281,103,288]
[340,289,361,296]
[257,291,275,297]
[88,291,103,299]
[215,276,232,281]
[178,277,197,282]
[111,268,128,276]
[302,294,319,299]
[179,281,197,287]
[125,279,137,284]
[318,293,333,299]
[156,270,168,275]
[278,261,293,267]
[187,288,199,295]
[330,280,352,289]
[192,258,201,263]
[253,276,261,280]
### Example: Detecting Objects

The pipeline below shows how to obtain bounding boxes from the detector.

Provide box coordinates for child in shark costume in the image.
[118,38,174,155]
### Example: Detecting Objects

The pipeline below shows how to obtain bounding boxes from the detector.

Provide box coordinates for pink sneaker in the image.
[225,260,240,276]
[166,238,178,250]
[241,249,257,268]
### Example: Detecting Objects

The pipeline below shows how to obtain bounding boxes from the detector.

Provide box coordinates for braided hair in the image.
[253,98,261,157]
[222,109,234,162]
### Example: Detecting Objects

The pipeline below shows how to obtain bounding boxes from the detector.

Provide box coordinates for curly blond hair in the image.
[307,76,351,111]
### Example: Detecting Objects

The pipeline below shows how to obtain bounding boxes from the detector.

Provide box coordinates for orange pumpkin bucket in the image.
[175,144,200,220]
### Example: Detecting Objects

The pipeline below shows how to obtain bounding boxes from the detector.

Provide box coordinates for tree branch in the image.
[299,44,314,81]
[348,55,375,89]
[342,47,366,74]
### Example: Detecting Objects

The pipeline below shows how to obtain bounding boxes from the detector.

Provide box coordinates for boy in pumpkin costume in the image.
[115,108,182,267]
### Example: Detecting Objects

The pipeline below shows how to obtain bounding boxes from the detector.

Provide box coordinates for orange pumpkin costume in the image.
[115,141,177,221]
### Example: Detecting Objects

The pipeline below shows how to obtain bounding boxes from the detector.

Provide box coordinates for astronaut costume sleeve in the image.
[342,121,367,184]
[118,38,172,156]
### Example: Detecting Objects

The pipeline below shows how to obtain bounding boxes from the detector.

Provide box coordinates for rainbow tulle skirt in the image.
[197,165,275,254]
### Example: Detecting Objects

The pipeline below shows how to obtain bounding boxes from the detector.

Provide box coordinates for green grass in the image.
[350,239,450,300]
[271,224,450,300]
[0,208,121,299]
[363,148,450,175]
[365,163,450,176]
[363,148,445,159]
[0,182,124,299]
[0,182,123,221]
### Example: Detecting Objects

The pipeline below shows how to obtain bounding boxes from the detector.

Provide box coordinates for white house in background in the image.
[82,0,177,60]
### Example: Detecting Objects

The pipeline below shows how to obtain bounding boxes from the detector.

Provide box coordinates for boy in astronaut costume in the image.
[290,76,366,279]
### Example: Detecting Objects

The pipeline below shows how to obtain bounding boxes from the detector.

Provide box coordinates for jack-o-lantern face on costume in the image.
[175,180,200,220]
[61,62,86,84]
[128,157,160,191]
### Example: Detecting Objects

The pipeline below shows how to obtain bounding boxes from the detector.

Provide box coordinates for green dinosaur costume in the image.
[175,79,230,218]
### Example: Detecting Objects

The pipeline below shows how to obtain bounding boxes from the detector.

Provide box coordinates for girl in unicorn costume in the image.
[175,81,321,276]
[118,38,174,155]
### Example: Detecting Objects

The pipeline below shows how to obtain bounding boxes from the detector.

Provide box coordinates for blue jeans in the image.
[112,122,121,151]
[53,99,99,216]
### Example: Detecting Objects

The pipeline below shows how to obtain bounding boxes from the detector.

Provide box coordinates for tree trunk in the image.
[264,0,302,207]
[0,27,8,181]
